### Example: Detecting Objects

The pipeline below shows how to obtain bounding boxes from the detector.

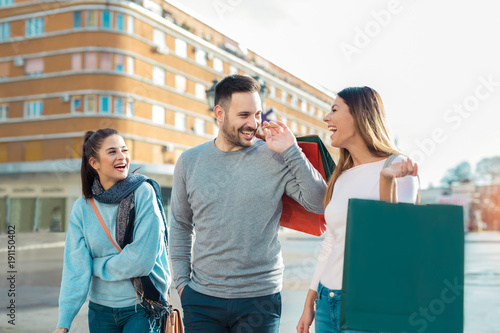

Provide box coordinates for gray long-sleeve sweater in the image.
[169,139,326,299]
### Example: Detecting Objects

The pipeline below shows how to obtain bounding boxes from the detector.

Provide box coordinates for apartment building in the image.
[0,0,336,232]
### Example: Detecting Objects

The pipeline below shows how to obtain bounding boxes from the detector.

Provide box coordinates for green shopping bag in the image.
[340,199,464,333]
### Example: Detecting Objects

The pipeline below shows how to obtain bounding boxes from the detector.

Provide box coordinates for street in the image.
[0,230,499,332]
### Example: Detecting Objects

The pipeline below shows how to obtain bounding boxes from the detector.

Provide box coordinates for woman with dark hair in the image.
[53,128,170,333]
[297,87,419,333]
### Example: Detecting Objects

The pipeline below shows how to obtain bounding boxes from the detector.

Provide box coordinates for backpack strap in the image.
[89,198,122,253]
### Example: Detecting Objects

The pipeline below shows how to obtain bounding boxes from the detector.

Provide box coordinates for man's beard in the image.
[220,121,257,149]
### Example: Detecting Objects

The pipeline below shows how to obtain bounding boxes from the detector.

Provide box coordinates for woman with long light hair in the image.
[297,87,419,333]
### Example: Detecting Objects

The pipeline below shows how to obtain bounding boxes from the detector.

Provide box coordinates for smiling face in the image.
[323,96,361,150]
[216,91,262,151]
[89,134,130,190]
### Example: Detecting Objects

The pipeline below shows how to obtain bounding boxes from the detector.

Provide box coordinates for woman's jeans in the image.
[315,282,364,333]
[88,301,163,333]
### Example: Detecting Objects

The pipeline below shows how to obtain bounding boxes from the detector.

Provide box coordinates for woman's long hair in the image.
[81,128,119,199]
[324,87,401,206]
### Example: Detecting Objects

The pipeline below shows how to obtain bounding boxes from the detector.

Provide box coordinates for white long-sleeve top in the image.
[309,156,419,291]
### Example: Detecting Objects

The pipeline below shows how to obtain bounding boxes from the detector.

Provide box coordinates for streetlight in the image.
[252,75,268,109]
[205,79,218,111]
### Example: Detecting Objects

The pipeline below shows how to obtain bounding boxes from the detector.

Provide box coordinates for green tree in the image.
[475,156,500,184]
[440,161,472,186]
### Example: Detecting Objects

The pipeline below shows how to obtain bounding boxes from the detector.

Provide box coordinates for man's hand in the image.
[262,121,297,154]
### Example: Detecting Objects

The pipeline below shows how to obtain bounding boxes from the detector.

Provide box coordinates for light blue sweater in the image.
[57,182,170,330]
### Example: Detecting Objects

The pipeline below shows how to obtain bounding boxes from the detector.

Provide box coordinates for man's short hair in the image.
[214,75,261,111]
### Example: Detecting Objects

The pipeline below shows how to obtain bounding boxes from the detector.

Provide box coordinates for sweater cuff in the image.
[57,310,75,331]
[280,143,301,160]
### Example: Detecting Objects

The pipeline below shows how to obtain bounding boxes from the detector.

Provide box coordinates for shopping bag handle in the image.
[383,155,421,204]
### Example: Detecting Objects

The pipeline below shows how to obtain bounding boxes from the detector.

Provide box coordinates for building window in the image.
[126,56,134,75]
[175,112,186,130]
[195,83,206,100]
[152,66,165,85]
[71,97,82,113]
[101,11,111,29]
[280,116,288,126]
[115,54,124,71]
[126,99,134,116]
[71,53,82,70]
[73,11,82,28]
[152,105,164,124]
[26,17,44,37]
[85,52,98,69]
[0,105,8,121]
[301,99,308,112]
[0,0,14,7]
[0,23,10,41]
[193,118,205,135]
[87,10,98,27]
[291,95,298,108]
[195,49,207,66]
[300,124,307,136]
[213,57,223,72]
[281,91,287,103]
[269,86,276,98]
[100,96,111,113]
[25,58,44,76]
[115,13,124,31]
[24,101,43,118]
[143,0,162,15]
[153,29,166,48]
[175,75,187,92]
[229,65,238,75]
[100,52,112,70]
[85,96,96,113]
[127,15,134,34]
[290,121,298,134]
[114,98,124,115]
[175,39,187,58]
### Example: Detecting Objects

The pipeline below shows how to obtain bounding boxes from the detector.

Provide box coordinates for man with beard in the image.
[169,74,326,332]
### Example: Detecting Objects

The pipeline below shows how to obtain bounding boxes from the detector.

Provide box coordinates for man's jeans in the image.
[88,301,162,333]
[181,285,281,333]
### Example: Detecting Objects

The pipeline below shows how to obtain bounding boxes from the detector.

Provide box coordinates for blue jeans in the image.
[315,283,364,333]
[181,284,281,333]
[88,301,163,333]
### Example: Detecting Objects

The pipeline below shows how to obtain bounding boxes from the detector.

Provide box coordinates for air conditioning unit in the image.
[13,58,24,67]
[162,143,174,152]
[155,45,168,55]
[61,94,70,102]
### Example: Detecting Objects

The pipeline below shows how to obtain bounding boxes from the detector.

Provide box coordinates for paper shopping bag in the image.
[340,199,464,333]
[279,135,335,236]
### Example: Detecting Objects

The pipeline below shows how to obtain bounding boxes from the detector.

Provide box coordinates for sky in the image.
[170,0,500,188]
